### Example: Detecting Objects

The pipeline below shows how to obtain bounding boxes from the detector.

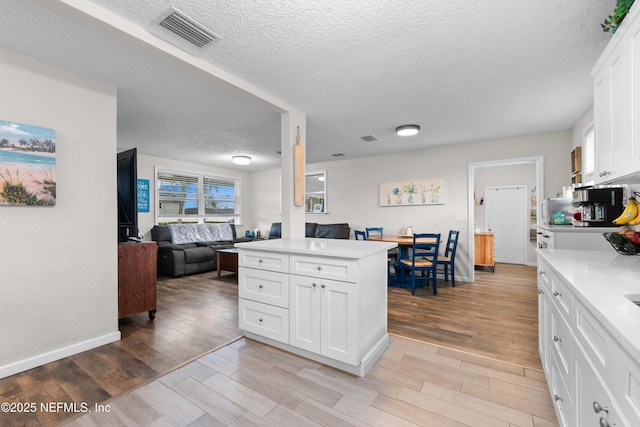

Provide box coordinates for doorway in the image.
[484,186,528,264]
[467,156,544,283]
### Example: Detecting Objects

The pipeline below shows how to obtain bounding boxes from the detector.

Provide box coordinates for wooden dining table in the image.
[367,235,437,246]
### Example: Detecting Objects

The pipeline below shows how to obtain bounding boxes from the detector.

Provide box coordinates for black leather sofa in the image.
[151,223,253,277]
[268,222,350,239]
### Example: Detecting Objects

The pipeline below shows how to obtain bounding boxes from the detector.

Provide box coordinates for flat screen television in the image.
[117,148,139,243]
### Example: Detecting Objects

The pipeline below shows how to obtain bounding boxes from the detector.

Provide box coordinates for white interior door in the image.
[484,186,527,264]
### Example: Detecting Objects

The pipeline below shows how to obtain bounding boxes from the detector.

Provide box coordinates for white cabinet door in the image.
[289,275,357,365]
[594,39,631,183]
[538,285,550,372]
[575,348,630,427]
[289,275,321,353]
[321,279,357,365]
[630,22,640,174]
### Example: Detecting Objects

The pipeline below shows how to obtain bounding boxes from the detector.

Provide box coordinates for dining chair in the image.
[439,230,460,287]
[355,230,367,240]
[365,227,383,239]
[397,233,440,295]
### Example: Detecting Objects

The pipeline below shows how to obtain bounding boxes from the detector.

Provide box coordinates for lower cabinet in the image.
[237,245,390,377]
[289,275,357,365]
[538,255,638,427]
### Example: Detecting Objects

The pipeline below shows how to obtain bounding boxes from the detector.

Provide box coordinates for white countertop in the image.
[235,238,397,259]
[537,224,618,233]
[538,249,640,361]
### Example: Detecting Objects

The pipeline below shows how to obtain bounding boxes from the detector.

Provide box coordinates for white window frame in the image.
[155,166,242,225]
[583,123,595,185]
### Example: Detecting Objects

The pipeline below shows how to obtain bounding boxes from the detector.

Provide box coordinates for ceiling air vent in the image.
[360,135,379,142]
[157,7,221,48]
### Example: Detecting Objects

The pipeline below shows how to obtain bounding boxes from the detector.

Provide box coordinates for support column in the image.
[280,109,306,239]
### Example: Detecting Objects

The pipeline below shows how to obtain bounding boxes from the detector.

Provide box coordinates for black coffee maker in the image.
[572,186,624,227]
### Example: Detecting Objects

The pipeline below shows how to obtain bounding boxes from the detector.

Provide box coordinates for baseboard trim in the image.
[0,331,121,379]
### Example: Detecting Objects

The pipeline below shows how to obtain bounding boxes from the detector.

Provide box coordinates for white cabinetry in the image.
[237,238,395,377]
[536,226,613,251]
[289,274,357,364]
[537,254,637,426]
[593,3,640,183]
[238,250,290,344]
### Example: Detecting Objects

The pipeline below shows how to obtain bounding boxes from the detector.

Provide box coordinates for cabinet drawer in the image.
[238,267,289,308]
[549,272,572,319]
[238,299,289,344]
[574,300,609,375]
[550,304,573,379]
[550,349,575,427]
[239,250,289,273]
[290,255,357,283]
[538,260,552,294]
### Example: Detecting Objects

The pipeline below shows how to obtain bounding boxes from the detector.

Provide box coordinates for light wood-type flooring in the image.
[1,263,558,426]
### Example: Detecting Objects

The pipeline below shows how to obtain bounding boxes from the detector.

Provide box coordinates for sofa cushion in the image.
[151,225,172,243]
[183,246,214,263]
[167,224,201,244]
[305,223,317,238]
[314,223,350,239]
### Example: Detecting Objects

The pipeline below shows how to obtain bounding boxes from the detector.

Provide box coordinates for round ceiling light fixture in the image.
[232,155,252,165]
[396,124,420,136]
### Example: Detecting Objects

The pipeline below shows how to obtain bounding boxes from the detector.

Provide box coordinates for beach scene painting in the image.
[0,120,56,206]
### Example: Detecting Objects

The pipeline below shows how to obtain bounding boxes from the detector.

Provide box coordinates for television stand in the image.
[118,242,157,320]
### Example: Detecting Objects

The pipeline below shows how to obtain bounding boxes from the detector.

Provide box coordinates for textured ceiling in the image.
[0,0,616,170]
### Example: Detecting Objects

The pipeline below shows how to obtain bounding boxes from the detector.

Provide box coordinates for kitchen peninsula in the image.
[537,248,640,426]
[235,238,397,377]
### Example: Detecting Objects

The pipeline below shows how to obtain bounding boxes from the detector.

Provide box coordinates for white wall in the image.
[0,49,120,378]
[250,130,571,282]
[135,153,253,239]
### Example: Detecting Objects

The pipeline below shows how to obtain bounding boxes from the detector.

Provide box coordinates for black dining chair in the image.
[397,233,440,295]
[355,230,367,240]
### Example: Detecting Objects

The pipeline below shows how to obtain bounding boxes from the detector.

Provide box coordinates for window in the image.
[156,167,240,224]
[584,124,595,185]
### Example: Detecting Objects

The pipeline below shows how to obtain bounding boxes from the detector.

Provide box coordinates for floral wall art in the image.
[0,120,56,206]
[380,178,446,206]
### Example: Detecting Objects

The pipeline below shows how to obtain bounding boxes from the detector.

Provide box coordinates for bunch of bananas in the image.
[613,198,640,225]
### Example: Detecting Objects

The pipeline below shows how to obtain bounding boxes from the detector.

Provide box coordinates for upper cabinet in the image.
[592,3,640,184]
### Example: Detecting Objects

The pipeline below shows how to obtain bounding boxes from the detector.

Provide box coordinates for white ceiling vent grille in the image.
[157,8,221,48]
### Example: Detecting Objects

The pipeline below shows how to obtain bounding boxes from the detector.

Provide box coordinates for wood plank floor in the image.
[1,264,557,426]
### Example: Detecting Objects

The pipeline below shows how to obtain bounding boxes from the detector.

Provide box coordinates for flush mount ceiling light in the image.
[232,155,251,165]
[396,124,420,136]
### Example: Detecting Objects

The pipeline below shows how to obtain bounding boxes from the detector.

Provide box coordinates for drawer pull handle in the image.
[554,394,562,402]
[258,318,263,323]
[538,289,543,295]
[317,266,322,271]
[258,259,263,263]
[312,283,317,288]
[553,291,562,298]
[600,417,614,427]
[553,336,562,343]
[593,401,609,414]
[258,284,263,289]
[321,284,326,289]
[539,271,546,276]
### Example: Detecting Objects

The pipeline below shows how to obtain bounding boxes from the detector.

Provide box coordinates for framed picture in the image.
[380,178,445,206]
[0,120,56,206]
